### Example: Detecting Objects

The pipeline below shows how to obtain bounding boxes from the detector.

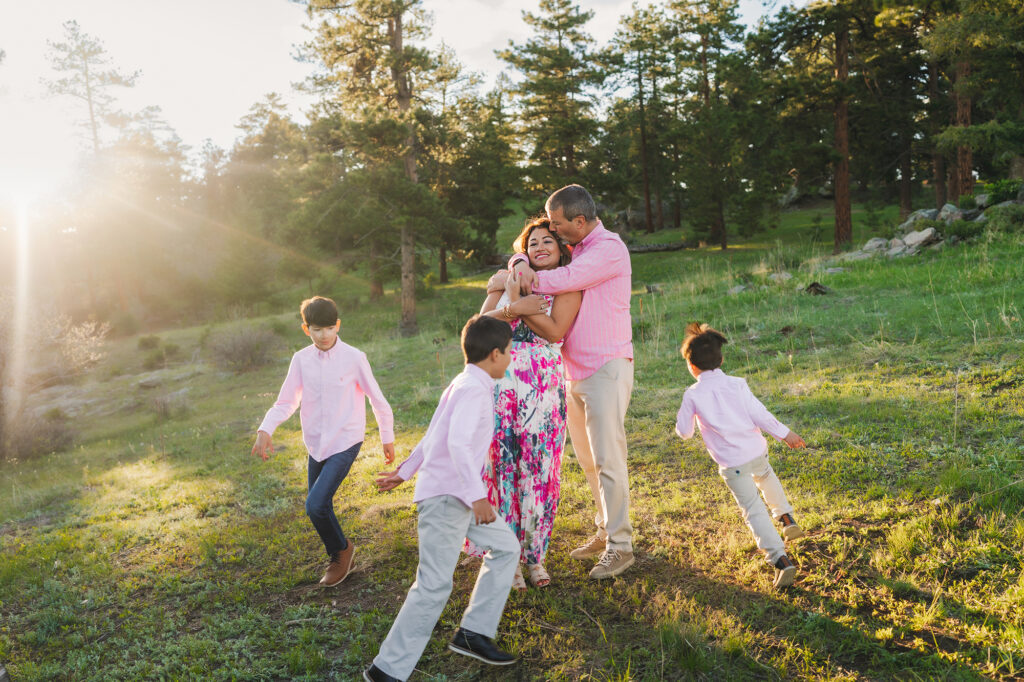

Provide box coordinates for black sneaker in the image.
[778,513,805,541]
[773,555,797,589]
[448,627,517,666]
[363,664,401,682]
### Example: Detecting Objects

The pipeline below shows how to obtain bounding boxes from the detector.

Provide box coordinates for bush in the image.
[2,411,75,461]
[269,318,290,337]
[958,194,977,209]
[987,203,1024,233]
[208,328,281,373]
[142,349,167,371]
[982,178,1023,204]
[138,335,161,350]
[945,219,985,241]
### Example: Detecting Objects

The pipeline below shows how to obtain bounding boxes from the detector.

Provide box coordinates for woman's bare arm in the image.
[518,291,582,343]
[480,290,503,314]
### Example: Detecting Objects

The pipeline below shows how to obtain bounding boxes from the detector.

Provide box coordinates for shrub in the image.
[2,411,75,461]
[137,335,160,350]
[945,219,985,241]
[208,328,281,373]
[268,318,290,337]
[142,349,167,371]
[987,203,1024,233]
[163,343,181,359]
[982,178,1023,204]
[958,194,977,209]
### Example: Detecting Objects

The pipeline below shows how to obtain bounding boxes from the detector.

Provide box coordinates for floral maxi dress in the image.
[466,295,567,565]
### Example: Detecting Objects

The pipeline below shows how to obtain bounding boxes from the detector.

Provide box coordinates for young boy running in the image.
[365,315,519,682]
[252,296,395,587]
[675,322,806,589]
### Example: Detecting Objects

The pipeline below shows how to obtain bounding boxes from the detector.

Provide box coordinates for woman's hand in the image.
[512,295,549,317]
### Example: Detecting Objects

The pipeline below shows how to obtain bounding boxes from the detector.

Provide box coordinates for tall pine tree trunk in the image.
[389,12,418,336]
[928,61,948,208]
[953,61,973,201]
[637,55,653,233]
[833,23,852,252]
[898,140,912,221]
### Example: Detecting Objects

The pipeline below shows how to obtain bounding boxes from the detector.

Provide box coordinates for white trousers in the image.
[566,357,634,552]
[718,454,794,564]
[373,494,520,681]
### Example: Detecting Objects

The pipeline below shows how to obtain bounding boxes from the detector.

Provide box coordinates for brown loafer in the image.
[321,542,354,587]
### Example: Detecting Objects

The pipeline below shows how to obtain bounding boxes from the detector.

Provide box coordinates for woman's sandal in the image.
[512,565,528,592]
[527,563,550,588]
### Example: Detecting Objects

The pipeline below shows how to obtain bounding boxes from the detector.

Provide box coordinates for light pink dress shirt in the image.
[258,341,394,462]
[395,364,495,508]
[510,221,633,381]
[675,369,791,468]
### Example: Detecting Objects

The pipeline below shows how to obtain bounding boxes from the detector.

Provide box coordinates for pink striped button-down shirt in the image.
[395,363,495,508]
[510,221,633,381]
[258,341,394,462]
[674,369,791,468]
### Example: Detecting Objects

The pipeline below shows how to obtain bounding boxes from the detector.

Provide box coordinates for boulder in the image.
[727,285,748,295]
[961,208,981,221]
[839,250,873,262]
[887,243,908,258]
[768,271,793,283]
[904,226,940,248]
[975,193,990,208]
[824,267,846,274]
[862,237,889,252]
[973,212,989,223]
[889,237,906,249]
[989,200,1018,212]
[938,203,960,221]
[897,208,938,233]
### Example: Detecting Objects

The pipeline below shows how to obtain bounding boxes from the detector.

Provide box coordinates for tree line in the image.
[3,0,1022,336]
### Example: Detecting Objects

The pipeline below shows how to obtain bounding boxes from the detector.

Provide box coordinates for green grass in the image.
[2,205,1023,680]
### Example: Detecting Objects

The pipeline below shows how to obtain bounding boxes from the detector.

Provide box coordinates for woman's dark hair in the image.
[512,217,572,267]
[300,296,339,327]
[681,322,728,370]
[462,314,513,363]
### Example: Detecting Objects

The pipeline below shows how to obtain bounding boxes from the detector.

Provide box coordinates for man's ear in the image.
[333,320,341,331]
[302,323,311,337]
[489,346,502,363]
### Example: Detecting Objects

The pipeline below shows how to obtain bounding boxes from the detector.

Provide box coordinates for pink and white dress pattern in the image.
[466,294,567,565]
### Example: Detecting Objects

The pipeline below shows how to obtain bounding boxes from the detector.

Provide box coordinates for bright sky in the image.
[0,0,776,198]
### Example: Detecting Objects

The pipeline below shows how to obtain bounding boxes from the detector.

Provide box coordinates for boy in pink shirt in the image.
[674,322,806,589]
[251,296,395,588]
[365,315,519,682]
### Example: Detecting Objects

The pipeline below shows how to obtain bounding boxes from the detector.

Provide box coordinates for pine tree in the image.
[500,0,602,191]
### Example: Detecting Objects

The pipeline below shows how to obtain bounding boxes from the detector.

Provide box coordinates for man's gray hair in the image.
[546,184,597,222]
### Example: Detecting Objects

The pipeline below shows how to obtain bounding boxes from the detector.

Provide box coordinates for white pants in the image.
[373,494,520,681]
[718,454,794,564]
[566,357,634,552]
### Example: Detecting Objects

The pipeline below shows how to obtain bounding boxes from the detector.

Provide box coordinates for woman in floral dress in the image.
[467,217,581,590]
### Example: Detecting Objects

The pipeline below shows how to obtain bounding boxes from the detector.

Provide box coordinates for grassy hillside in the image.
[2,206,1023,680]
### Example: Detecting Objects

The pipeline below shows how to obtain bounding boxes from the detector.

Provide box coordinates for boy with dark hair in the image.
[252,296,395,587]
[675,322,806,589]
[365,315,518,682]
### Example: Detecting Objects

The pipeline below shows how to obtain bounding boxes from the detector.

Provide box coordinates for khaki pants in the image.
[718,454,794,564]
[566,357,634,552]
[373,495,520,681]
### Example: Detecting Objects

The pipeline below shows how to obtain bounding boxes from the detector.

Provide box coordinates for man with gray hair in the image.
[496,184,635,579]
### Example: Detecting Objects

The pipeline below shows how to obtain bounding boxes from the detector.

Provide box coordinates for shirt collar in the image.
[695,368,724,383]
[576,220,606,249]
[315,340,340,359]
[465,362,496,388]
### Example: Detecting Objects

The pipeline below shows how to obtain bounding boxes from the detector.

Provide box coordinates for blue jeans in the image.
[306,442,361,557]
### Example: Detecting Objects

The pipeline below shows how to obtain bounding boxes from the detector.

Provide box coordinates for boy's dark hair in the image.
[681,322,728,370]
[300,296,339,328]
[461,314,512,363]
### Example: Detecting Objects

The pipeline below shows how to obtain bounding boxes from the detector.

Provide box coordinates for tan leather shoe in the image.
[569,534,606,561]
[321,542,354,587]
[589,549,634,579]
